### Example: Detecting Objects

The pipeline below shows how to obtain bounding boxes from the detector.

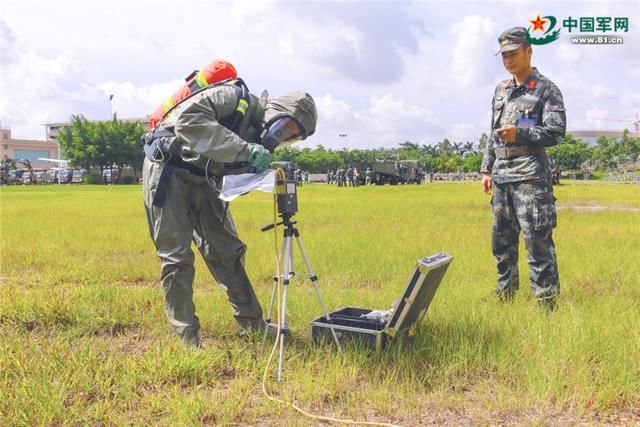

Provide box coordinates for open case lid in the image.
[383,252,453,337]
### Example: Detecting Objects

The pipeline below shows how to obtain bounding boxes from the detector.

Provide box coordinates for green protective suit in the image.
[142,83,266,342]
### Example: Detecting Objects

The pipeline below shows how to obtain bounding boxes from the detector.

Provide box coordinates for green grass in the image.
[1,182,639,425]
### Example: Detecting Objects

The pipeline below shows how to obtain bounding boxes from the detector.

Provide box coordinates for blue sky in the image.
[1,0,639,149]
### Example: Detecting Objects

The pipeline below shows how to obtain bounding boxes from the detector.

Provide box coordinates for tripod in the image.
[261,212,342,382]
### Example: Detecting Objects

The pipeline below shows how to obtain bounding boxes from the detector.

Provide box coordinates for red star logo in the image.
[529,14,547,32]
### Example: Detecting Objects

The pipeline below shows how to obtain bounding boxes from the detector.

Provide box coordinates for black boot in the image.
[180,330,203,349]
[537,297,557,313]
[496,288,516,303]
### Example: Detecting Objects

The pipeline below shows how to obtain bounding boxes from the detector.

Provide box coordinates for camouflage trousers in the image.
[491,179,560,300]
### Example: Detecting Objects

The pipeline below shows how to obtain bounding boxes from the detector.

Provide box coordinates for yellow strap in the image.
[236,98,249,114]
[195,70,208,88]
[162,98,174,112]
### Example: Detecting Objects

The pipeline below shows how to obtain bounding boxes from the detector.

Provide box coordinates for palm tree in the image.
[463,142,475,156]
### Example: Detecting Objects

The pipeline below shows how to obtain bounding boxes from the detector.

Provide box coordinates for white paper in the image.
[219,170,276,202]
[360,309,393,323]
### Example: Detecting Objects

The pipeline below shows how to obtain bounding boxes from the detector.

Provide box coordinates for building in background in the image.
[0,126,59,168]
[568,130,640,145]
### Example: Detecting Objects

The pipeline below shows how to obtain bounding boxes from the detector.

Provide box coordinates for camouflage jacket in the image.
[480,67,566,184]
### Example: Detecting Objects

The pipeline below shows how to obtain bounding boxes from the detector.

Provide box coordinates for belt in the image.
[495,145,543,160]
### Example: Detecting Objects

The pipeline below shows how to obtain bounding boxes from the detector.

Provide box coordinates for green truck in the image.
[355,160,424,185]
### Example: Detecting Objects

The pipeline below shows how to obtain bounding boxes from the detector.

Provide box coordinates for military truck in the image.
[355,160,424,185]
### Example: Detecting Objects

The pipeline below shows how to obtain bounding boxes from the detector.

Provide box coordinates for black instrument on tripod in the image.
[261,162,341,382]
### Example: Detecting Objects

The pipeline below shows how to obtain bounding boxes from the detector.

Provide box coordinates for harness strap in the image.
[152,162,176,208]
[219,78,250,133]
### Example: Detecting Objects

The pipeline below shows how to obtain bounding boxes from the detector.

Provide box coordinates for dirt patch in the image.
[558,204,640,212]
[0,315,77,331]
[91,321,141,337]
[237,405,640,426]
[109,331,153,359]
[120,278,159,289]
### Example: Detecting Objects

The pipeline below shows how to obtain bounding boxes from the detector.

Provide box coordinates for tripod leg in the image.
[278,235,293,382]
[294,233,343,352]
[267,240,287,324]
[288,236,295,279]
[262,240,286,353]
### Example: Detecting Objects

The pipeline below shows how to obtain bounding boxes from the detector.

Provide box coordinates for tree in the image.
[112,119,147,179]
[57,115,147,180]
[452,142,465,156]
[592,135,619,170]
[398,141,419,160]
[478,132,489,151]
[57,115,102,171]
[547,135,592,171]
[463,154,483,172]
[420,144,438,157]
[462,141,475,156]
[436,138,454,157]
[616,129,640,164]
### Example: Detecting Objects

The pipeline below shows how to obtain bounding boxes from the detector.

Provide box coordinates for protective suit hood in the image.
[264,91,317,138]
[248,91,267,127]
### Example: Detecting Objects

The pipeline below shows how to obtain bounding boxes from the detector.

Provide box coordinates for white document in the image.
[360,309,393,323]
[219,170,276,202]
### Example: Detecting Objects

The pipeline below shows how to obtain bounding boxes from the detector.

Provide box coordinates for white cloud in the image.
[307,93,443,149]
[315,94,354,125]
[450,15,498,87]
[94,79,184,120]
[585,106,609,127]
[1,0,637,145]
[555,43,582,65]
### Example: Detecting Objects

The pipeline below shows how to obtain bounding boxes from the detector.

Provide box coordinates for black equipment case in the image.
[310,252,453,351]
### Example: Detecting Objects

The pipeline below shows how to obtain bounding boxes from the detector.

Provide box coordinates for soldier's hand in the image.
[247,144,272,173]
[495,125,517,143]
[481,173,492,194]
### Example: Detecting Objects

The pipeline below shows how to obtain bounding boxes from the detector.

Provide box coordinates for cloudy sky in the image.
[1,0,638,149]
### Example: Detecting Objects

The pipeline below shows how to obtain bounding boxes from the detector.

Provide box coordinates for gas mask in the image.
[261,91,317,151]
[261,115,306,151]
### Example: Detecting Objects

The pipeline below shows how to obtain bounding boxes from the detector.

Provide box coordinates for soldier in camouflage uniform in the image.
[346,167,353,187]
[480,27,566,310]
[337,167,345,187]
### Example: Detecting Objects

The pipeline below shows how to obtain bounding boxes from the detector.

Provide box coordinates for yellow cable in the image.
[260,176,400,427]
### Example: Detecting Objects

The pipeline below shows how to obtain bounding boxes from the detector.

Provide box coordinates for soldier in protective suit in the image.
[481,27,565,311]
[142,79,317,347]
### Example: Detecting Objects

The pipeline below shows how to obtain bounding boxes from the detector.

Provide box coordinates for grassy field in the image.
[1,181,639,425]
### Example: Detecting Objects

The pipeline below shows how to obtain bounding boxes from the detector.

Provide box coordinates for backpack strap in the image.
[219,78,250,133]
[158,78,250,134]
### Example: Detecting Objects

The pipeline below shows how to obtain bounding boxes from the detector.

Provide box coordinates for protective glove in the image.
[247,143,272,172]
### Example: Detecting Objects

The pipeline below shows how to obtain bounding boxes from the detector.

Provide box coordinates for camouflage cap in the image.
[264,91,317,138]
[495,26,531,55]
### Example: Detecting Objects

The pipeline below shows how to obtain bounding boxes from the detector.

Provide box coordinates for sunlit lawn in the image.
[1,181,638,425]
